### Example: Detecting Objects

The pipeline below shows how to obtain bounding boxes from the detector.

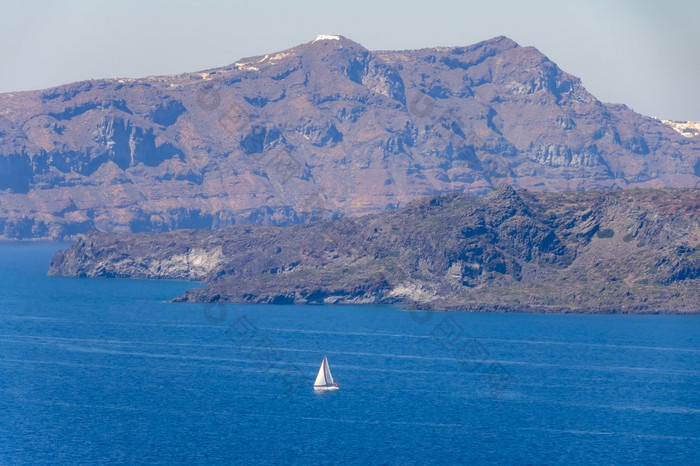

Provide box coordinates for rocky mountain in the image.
[49,186,700,313]
[2,35,699,240]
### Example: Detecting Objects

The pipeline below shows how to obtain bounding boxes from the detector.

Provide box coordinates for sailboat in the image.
[313,355,339,391]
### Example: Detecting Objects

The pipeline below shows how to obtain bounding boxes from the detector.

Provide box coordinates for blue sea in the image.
[0,243,698,465]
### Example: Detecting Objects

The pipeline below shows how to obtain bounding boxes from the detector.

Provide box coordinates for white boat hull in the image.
[314,385,339,391]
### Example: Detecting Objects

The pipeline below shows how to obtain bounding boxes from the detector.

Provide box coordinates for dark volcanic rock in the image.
[50,187,700,313]
[3,35,700,239]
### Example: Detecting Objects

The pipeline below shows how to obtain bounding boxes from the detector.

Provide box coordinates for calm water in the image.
[0,243,698,465]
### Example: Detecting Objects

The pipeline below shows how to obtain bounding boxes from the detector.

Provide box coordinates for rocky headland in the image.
[49,186,700,313]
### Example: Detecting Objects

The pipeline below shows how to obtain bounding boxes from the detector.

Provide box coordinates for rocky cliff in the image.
[2,35,699,240]
[49,186,700,313]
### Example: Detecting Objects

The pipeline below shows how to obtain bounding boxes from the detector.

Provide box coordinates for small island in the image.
[49,186,700,314]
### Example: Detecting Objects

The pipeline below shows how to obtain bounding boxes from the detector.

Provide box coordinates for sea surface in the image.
[0,243,698,465]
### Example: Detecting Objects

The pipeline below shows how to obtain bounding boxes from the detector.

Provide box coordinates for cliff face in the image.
[2,35,699,240]
[49,186,700,313]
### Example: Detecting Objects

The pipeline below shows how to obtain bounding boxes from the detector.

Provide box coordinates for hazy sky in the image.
[1,0,698,120]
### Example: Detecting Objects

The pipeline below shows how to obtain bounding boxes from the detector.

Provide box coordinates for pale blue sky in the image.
[1,0,697,120]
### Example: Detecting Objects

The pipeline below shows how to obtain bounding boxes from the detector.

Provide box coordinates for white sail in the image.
[314,357,328,386]
[324,357,335,385]
[313,356,339,390]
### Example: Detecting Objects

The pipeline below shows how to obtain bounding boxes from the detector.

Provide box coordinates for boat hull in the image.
[313,385,339,391]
